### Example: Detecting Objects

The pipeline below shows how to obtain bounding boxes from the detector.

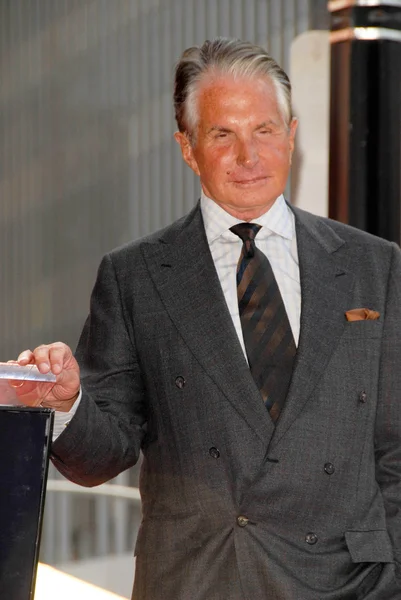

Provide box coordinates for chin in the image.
[232,194,275,210]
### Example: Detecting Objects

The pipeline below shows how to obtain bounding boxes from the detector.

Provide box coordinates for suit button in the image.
[175,376,186,389]
[324,462,335,475]
[358,391,367,403]
[237,516,249,527]
[209,447,220,459]
[305,532,318,545]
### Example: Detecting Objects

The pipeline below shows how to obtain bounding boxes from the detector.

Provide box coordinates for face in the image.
[175,75,297,220]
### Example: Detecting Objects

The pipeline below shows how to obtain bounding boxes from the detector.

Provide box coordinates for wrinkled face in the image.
[175,75,297,220]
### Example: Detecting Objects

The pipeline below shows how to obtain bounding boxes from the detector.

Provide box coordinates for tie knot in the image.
[230,223,262,258]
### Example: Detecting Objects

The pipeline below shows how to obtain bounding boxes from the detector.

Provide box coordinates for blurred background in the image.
[0,1,330,596]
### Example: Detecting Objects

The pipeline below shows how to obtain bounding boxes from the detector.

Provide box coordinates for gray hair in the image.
[174,37,293,139]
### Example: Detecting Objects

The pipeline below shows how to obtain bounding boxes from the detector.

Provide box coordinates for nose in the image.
[236,138,259,168]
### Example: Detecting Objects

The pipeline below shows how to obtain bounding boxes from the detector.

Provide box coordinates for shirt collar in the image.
[200,190,294,244]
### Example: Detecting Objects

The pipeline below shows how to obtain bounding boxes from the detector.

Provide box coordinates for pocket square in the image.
[345,308,380,322]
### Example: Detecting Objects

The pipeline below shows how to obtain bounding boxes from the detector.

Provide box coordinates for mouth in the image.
[231,176,268,187]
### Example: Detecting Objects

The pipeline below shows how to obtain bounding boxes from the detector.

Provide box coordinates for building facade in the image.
[0,0,329,587]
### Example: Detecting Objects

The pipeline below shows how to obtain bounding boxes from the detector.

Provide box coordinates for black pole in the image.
[328,0,401,243]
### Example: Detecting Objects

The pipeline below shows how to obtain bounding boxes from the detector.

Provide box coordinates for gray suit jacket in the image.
[52,203,401,600]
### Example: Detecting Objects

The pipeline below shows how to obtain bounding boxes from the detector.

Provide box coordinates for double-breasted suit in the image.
[52,202,401,599]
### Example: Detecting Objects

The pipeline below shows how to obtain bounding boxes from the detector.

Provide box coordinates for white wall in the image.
[290,31,330,217]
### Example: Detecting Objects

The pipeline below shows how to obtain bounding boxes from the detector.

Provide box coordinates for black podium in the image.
[0,407,54,599]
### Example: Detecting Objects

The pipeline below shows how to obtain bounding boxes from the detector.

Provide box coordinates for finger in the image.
[9,382,39,409]
[17,350,34,365]
[7,360,21,370]
[8,379,26,388]
[14,384,43,406]
[32,345,52,373]
[48,344,70,375]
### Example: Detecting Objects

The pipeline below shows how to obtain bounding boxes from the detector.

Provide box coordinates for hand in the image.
[11,342,80,412]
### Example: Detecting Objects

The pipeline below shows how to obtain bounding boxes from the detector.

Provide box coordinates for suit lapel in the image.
[141,202,356,449]
[270,207,355,449]
[141,204,275,445]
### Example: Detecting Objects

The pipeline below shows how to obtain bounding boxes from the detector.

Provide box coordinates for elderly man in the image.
[14,38,401,599]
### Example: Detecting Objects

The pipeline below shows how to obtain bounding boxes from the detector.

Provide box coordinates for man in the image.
[14,38,401,599]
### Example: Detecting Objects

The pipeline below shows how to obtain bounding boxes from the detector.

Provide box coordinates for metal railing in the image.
[46,480,141,502]
[41,467,142,565]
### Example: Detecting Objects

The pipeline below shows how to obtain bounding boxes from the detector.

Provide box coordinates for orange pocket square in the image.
[345,308,380,322]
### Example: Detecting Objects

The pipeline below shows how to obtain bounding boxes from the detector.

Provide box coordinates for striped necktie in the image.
[230,223,296,423]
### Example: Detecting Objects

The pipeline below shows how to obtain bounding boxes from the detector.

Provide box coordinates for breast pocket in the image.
[341,320,383,340]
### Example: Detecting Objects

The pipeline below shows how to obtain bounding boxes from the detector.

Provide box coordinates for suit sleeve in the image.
[375,243,401,585]
[51,252,147,486]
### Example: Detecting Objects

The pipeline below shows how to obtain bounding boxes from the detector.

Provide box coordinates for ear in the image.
[174,131,200,176]
[288,118,298,162]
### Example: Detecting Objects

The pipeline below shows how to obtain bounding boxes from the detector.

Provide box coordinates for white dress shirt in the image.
[53,192,301,439]
[201,191,301,355]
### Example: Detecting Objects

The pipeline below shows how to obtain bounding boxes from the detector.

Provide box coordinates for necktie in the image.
[230,223,296,422]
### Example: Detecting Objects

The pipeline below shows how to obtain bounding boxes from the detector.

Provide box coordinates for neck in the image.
[213,200,277,221]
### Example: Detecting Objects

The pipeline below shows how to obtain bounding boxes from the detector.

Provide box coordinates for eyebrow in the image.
[256,120,279,129]
[206,120,279,135]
